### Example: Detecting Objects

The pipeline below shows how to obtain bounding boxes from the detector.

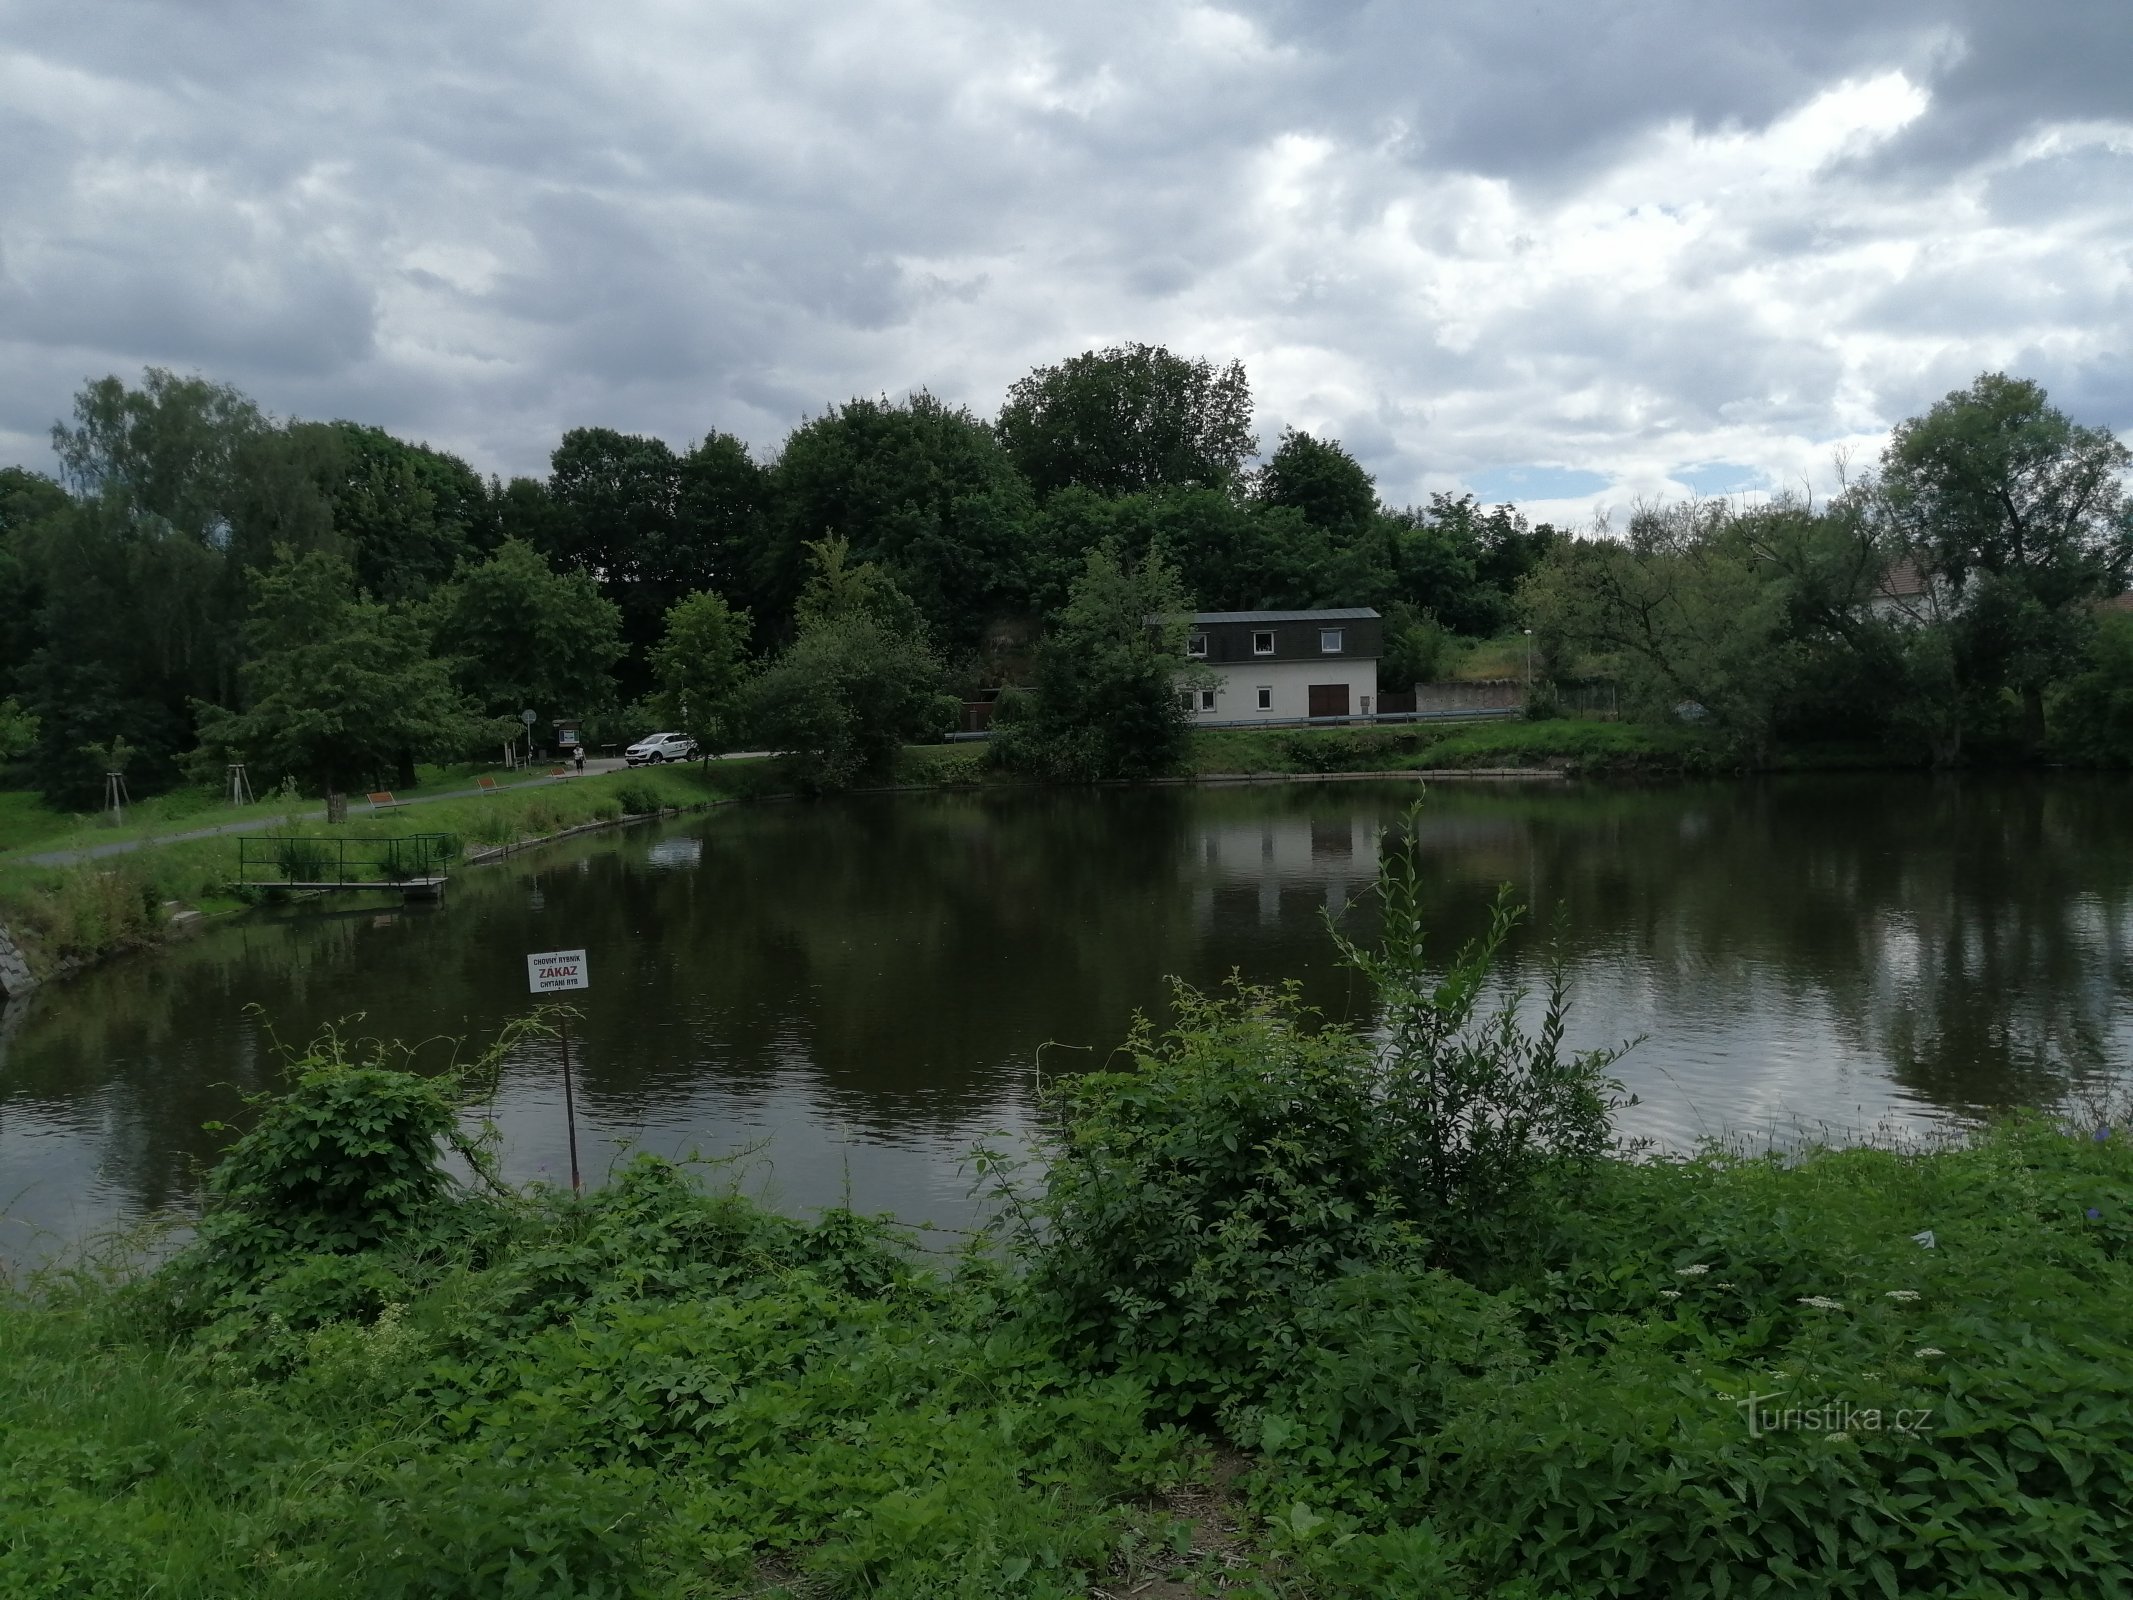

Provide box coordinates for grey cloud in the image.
[0,0,2128,500]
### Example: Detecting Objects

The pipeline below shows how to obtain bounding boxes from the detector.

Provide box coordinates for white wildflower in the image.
[1797,1295,1845,1311]
[1884,1290,1921,1302]
[1715,1282,1737,1289]
[1827,1432,1850,1444]
[1675,1264,1711,1277]
[1659,1289,1682,1300]
[1915,1347,1945,1358]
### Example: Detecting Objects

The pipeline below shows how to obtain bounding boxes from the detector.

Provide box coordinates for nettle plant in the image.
[159,1011,542,1330]
[1017,800,1633,1410]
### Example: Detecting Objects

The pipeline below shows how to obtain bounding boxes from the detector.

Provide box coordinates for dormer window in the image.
[1252,630,1276,655]
[1319,629,1344,654]
[1186,633,1207,658]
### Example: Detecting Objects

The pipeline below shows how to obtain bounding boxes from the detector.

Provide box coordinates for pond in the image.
[4,774,2130,1264]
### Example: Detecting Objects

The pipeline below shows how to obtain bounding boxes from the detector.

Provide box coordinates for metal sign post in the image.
[519,708,538,770]
[526,948,590,1193]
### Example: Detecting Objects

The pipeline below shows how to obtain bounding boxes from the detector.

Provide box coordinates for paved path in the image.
[12,756,758,869]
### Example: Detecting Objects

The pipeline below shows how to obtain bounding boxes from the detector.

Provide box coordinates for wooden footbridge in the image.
[237,833,457,901]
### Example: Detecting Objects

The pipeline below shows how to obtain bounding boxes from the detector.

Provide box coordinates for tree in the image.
[542,427,687,687]
[765,393,1035,648]
[1254,428,1376,535]
[0,697,36,763]
[0,467,68,695]
[299,421,493,604]
[427,539,624,723]
[740,544,951,791]
[647,590,753,753]
[991,543,1207,781]
[1520,504,1804,759]
[997,343,1256,499]
[677,431,773,616]
[50,369,266,538]
[193,550,473,795]
[1879,372,2133,745]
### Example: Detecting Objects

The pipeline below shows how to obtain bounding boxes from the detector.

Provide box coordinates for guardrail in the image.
[237,833,458,887]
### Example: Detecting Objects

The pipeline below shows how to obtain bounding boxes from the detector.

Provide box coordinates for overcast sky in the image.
[2,0,2128,523]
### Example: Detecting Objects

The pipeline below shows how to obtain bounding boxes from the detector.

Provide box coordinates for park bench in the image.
[366,791,405,811]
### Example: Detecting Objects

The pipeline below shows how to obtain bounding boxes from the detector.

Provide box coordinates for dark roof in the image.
[1188,608,1380,625]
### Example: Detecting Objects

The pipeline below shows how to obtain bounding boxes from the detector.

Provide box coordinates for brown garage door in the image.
[1307,683,1350,718]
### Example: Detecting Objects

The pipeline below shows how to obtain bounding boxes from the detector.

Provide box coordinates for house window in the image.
[1320,629,1344,653]
[1179,691,1194,712]
[1198,688,1217,712]
[1360,695,1372,716]
[1186,633,1207,658]
[1252,630,1276,655]
[1256,686,1272,711]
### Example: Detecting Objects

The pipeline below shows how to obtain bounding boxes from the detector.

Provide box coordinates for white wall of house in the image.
[1178,657,1380,721]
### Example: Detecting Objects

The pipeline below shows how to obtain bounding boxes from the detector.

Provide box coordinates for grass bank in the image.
[1183,716,1717,779]
[0,760,788,980]
[3,912,2128,1596]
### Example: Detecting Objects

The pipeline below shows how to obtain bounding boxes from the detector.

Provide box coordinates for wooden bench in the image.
[366,791,405,811]
[476,776,499,794]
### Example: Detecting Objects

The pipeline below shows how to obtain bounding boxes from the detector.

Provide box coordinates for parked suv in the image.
[624,732,697,765]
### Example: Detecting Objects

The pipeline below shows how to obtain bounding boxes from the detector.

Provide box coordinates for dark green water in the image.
[4,776,2129,1262]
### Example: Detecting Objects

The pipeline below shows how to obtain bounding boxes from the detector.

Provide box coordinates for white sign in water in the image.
[526,948,590,992]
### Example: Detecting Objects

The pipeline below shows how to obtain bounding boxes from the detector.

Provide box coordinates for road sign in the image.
[527,948,590,992]
[520,708,538,725]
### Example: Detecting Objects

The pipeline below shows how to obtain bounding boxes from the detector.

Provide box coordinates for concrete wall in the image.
[1413,678,1523,713]
[1180,657,1380,722]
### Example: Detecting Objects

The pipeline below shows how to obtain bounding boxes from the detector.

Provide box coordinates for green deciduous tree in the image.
[991,543,1206,781]
[1521,503,1806,759]
[1254,428,1377,535]
[427,539,625,723]
[1880,372,2133,745]
[193,550,474,795]
[299,421,493,604]
[2048,610,2133,765]
[997,343,1256,499]
[0,696,36,763]
[647,589,753,753]
[765,393,1035,648]
[741,542,951,790]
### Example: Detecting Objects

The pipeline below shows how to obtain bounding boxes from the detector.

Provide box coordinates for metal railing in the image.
[238,833,458,886]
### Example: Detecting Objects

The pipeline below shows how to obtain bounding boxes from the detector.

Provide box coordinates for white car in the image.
[624,732,697,765]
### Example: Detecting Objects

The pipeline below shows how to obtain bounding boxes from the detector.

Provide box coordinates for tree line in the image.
[1523,373,2133,766]
[0,347,1558,803]
[1,356,2125,807]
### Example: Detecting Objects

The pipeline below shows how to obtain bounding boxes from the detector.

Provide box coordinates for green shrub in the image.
[1012,802,1631,1419]
[16,865,163,963]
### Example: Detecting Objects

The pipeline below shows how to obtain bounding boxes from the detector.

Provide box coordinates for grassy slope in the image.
[1185,716,1714,778]
[2,1119,2127,1597]
[0,761,786,977]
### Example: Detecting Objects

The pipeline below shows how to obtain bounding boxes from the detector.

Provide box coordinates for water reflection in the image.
[5,775,2131,1263]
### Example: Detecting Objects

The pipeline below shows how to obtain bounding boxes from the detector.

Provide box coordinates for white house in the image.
[1174,608,1381,723]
